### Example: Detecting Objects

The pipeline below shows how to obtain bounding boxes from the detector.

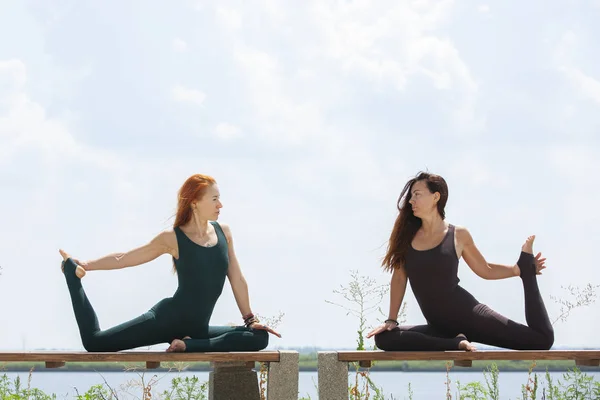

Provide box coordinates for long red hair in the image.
[172,174,217,272]
[174,174,217,228]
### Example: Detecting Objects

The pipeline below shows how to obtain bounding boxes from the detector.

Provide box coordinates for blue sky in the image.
[0,0,599,351]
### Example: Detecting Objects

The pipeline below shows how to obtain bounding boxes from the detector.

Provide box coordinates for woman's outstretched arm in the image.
[77,231,176,271]
[458,226,519,280]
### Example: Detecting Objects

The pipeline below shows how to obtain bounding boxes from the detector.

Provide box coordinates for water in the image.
[2,370,599,399]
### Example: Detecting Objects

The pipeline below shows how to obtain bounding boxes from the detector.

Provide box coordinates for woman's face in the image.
[193,184,223,220]
[408,180,438,218]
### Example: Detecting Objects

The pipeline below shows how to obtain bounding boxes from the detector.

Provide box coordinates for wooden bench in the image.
[0,351,299,400]
[318,350,600,400]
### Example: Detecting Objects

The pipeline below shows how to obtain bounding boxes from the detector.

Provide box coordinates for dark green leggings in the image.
[62,258,269,352]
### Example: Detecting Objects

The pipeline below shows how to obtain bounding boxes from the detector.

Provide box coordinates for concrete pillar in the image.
[209,361,260,400]
[266,350,299,400]
[318,351,348,400]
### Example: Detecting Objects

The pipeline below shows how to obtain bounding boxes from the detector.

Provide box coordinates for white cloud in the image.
[478,4,490,13]
[172,37,188,52]
[0,59,131,174]
[554,30,578,62]
[224,1,482,139]
[0,59,27,88]
[232,45,325,145]
[0,59,77,164]
[554,31,600,107]
[199,1,486,206]
[560,67,600,106]
[216,6,242,31]
[170,84,206,106]
[311,1,475,91]
[214,122,242,140]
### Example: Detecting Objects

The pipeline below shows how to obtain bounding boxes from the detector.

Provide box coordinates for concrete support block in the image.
[209,361,260,400]
[266,350,299,400]
[318,352,348,400]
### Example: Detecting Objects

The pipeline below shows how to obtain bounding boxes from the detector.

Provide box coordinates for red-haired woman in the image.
[59,174,280,352]
[366,172,554,351]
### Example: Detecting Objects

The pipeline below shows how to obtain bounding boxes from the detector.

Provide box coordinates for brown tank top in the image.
[403,224,477,324]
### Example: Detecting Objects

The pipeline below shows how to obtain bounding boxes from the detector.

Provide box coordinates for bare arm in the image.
[83,231,176,271]
[221,223,281,337]
[366,265,407,338]
[458,226,518,280]
[388,265,408,320]
[221,224,252,317]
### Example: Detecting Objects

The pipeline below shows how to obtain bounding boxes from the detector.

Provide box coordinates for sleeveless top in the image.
[171,221,229,324]
[403,224,477,326]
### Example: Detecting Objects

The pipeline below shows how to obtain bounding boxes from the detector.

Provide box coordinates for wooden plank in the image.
[145,361,161,369]
[45,361,65,368]
[337,350,600,362]
[358,360,372,368]
[0,351,280,363]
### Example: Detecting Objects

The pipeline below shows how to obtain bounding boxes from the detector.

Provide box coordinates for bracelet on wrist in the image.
[243,313,260,327]
[384,319,399,326]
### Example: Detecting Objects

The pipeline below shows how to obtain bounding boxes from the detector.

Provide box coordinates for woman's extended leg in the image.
[62,257,175,352]
[168,326,269,353]
[374,324,475,351]
[464,237,554,350]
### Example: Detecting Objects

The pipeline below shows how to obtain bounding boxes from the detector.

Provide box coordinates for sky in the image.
[0,0,599,352]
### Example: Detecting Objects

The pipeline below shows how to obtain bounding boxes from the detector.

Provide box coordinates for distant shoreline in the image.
[3,358,599,373]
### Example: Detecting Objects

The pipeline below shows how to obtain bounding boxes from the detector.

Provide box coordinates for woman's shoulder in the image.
[212,221,232,241]
[452,224,475,244]
[154,228,178,246]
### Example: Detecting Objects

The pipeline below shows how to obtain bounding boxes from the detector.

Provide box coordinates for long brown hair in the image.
[382,172,449,272]
[172,174,216,272]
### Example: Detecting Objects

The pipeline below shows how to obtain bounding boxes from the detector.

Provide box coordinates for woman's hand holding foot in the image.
[513,235,547,277]
[59,249,87,279]
[534,252,547,275]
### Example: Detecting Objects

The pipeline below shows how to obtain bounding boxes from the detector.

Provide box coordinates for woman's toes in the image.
[59,249,70,261]
[166,339,186,353]
[521,235,535,254]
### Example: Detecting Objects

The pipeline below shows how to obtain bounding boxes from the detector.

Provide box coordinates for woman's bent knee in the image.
[540,332,554,350]
[253,329,269,351]
[374,331,392,351]
[83,338,106,352]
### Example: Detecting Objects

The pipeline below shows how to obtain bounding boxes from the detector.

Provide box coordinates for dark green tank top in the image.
[171,222,229,324]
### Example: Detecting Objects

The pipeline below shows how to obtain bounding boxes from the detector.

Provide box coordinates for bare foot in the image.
[166,339,187,352]
[59,249,86,279]
[521,235,535,255]
[457,334,477,352]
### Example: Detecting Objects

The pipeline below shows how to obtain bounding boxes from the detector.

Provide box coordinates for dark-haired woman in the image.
[366,172,553,351]
[59,174,280,352]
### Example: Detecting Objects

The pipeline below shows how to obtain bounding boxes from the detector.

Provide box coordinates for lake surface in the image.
[3,370,599,399]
